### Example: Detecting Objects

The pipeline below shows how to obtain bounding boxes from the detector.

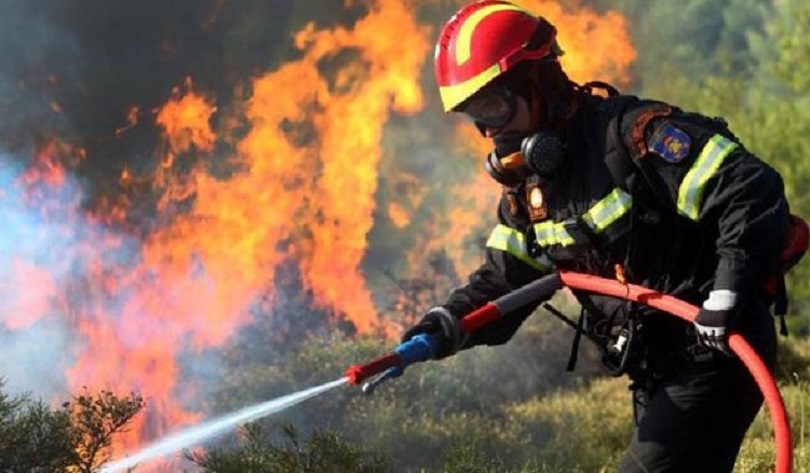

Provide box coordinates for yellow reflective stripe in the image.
[486,224,551,271]
[534,188,632,249]
[677,135,738,220]
[581,188,632,233]
[439,63,501,112]
[534,221,575,247]
[455,4,524,64]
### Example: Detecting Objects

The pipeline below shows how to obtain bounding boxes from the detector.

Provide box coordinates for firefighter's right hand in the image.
[401,307,463,359]
[694,290,737,356]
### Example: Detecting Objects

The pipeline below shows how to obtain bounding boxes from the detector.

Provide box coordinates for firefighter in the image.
[402,1,793,471]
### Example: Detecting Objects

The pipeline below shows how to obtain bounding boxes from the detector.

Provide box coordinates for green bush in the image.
[187,422,392,473]
[0,380,144,472]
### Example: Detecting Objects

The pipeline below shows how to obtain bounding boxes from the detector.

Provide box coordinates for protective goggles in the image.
[456,85,517,130]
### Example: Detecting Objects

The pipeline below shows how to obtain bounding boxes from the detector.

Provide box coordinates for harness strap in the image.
[602,96,639,191]
[542,303,587,372]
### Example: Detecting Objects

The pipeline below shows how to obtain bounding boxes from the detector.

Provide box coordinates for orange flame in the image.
[71,0,429,457]
[519,0,637,88]
[225,0,429,332]
[1,1,636,466]
[156,79,216,155]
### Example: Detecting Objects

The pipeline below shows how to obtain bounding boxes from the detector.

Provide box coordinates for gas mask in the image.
[521,131,566,178]
[484,130,566,187]
[456,83,567,187]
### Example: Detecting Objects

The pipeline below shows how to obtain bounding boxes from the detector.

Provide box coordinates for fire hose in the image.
[345,270,793,473]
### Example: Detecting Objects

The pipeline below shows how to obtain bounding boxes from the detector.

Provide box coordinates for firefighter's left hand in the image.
[694,290,738,356]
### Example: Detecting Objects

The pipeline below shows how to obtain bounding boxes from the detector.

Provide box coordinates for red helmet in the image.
[434,1,559,112]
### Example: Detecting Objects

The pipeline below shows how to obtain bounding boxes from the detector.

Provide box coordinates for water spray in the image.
[103,271,792,473]
[102,377,348,473]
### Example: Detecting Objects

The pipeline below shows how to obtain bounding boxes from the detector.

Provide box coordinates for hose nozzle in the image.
[361,367,402,395]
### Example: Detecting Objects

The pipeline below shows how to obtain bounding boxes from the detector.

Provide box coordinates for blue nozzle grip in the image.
[394,333,440,369]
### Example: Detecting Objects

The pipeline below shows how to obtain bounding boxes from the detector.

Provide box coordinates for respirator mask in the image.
[457,84,566,187]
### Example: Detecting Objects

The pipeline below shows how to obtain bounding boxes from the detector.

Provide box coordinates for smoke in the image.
[0,153,66,397]
[0,1,79,150]
[0,0,434,453]
[0,0,639,460]
[0,149,122,397]
[0,0,299,175]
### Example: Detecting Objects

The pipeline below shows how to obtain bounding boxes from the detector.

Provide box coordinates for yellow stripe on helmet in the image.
[455,4,525,65]
[438,63,501,112]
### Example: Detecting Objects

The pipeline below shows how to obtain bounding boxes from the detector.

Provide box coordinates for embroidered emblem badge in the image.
[649,123,691,163]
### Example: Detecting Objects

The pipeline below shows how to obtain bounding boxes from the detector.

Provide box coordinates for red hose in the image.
[559,270,793,473]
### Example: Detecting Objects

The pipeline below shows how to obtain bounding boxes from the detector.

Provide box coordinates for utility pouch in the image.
[766,213,809,334]
[781,214,809,273]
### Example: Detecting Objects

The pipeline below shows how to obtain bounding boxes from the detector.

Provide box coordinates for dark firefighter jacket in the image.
[442,90,790,373]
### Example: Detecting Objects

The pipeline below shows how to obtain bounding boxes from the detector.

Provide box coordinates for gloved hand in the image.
[401,307,463,359]
[694,290,737,356]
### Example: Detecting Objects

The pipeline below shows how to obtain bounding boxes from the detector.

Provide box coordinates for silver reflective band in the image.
[486,224,552,272]
[534,188,632,248]
[677,134,738,220]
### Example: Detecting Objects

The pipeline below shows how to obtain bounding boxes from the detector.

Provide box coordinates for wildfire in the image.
[233,0,429,332]
[0,0,635,467]
[79,0,427,458]
[155,79,216,156]
[524,0,636,88]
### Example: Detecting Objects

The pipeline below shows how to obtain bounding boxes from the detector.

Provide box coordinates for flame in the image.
[228,0,429,332]
[516,0,637,88]
[156,79,217,156]
[0,0,635,466]
[1,145,64,332]
[3,259,58,330]
[72,0,428,457]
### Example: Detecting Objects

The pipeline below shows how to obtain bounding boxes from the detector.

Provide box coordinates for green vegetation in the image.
[186,423,392,473]
[0,380,144,472]
[185,0,810,470]
[2,0,810,471]
[183,318,810,473]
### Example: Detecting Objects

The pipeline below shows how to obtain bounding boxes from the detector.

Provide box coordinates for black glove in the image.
[401,307,463,359]
[693,290,737,356]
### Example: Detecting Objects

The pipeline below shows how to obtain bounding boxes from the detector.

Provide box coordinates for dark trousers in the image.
[617,312,777,472]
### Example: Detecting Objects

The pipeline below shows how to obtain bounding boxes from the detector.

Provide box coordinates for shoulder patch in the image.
[620,103,673,159]
[649,123,691,163]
